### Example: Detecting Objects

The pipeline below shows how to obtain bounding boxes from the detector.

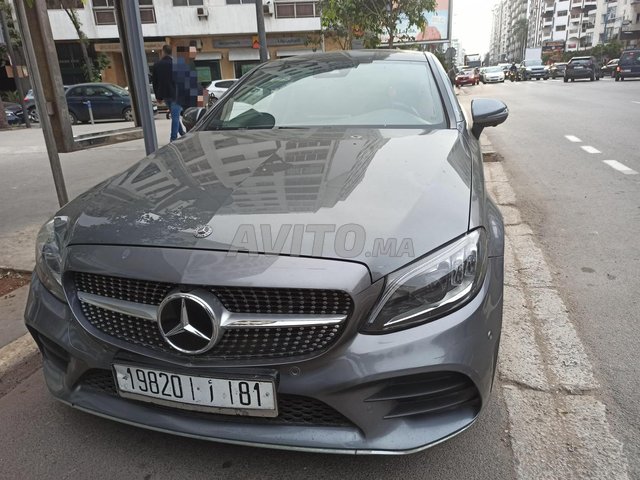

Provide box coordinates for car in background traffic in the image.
[4,102,24,125]
[480,66,505,83]
[564,56,601,82]
[207,79,237,101]
[615,49,640,81]
[601,58,619,77]
[66,83,135,124]
[549,62,567,79]
[517,59,549,81]
[455,69,478,87]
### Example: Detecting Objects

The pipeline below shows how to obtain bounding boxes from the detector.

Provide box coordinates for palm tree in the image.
[0,98,9,130]
[512,18,529,62]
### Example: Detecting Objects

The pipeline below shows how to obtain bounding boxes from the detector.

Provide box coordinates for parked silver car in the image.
[25,50,508,454]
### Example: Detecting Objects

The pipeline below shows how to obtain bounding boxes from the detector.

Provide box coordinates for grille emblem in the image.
[194,225,213,238]
[157,291,221,354]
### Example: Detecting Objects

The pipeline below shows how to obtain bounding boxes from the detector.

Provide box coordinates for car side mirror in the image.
[471,98,509,139]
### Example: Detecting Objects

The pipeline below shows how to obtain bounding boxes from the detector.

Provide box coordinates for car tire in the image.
[68,111,78,125]
[28,107,39,123]
[590,72,595,81]
[123,107,134,122]
[536,77,540,81]
[564,76,568,83]
[571,78,575,82]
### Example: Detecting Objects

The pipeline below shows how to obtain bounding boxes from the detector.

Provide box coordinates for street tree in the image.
[320,0,436,49]
[511,17,528,62]
[55,0,95,81]
[361,0,436,48]
[0,97,9,129]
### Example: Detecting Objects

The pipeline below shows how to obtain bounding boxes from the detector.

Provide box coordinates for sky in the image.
[451,0,498,56]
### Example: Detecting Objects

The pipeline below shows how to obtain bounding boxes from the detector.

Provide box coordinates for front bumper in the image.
[25,253,503,454]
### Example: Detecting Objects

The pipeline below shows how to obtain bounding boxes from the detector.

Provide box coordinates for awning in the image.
[228,49,270,61]
[276,49,315,58]
[195,52,223,61]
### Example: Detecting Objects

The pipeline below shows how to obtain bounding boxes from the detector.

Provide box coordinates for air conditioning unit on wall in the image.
[263,1,273,16]
[196,7,209,19]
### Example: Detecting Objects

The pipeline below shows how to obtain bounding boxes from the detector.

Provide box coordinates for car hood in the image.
[60,129,473,281]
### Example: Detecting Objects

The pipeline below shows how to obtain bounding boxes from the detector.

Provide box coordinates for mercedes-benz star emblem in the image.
[157,291,221,354]
[194,225,213,238]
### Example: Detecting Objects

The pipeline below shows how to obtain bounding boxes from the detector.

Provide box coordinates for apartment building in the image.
[33,0,323,86]
[490,0,639,65]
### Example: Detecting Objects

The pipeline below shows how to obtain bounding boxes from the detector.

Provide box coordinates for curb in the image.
[0,334,41,397]
[481,133,500,163]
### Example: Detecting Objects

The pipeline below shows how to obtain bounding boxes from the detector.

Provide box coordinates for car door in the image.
[66,86,87,121]
[85,85,120,120]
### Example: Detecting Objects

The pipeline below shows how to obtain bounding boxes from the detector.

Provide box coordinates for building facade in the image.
[490,0,640,65]
[37,0,324,86]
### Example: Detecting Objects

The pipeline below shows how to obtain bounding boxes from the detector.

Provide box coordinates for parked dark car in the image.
[26,50,508,454]
[549,62,567,79]
[615,49,640,81]
[66,83,134,124]
[564,56,601,82]
[518,59,549,80]
[3,102,24,125]
[24,86,70,123]
[601,58,619,77]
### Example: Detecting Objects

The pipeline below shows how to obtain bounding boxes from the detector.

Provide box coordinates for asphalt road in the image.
[468,76,640,478]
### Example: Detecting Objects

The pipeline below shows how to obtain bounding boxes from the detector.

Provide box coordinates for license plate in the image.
[575,66,583,69]
[623,69,631,73]
[113,364,277,417]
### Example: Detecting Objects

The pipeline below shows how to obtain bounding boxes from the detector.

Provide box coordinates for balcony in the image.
[570,14,581,23]
[543,18,554,26]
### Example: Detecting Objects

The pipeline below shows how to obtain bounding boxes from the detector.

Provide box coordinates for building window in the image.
[557,10,567,16]
[225,0,253,4]
[555,25,566,31]
[275,2,319,18]
[93,0,156,25]
[46,0,84,8]
[173,0,204,5]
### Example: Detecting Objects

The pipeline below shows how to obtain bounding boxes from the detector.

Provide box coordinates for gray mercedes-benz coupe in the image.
[25,50,508,454]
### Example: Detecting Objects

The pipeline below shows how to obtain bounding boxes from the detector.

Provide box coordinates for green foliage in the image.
[0,0,22,48]
[319,0,436,49]
[559,41,622,63]
[0,90,20,102]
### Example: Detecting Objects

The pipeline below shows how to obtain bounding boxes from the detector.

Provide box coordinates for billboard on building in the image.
[380,0,453,45]
[542,40,565,63]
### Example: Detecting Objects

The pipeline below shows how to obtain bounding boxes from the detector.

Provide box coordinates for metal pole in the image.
[14,0,68,206]
[255,0,268,63]
[0,7,30,128]
[114,0,157,155]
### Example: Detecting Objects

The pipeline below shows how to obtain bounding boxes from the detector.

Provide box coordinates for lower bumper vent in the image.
[365,372,481,419]
[77,369,353,427]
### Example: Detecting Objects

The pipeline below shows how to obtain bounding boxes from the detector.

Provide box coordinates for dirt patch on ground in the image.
[0,270,31,297]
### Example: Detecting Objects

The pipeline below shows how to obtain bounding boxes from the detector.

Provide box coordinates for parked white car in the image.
[207,79,237,100]
[481,66,505,84]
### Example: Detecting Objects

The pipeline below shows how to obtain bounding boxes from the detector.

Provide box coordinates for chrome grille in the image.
[74,272,353,315]
[78,369,352,427]
[80,298,345,360]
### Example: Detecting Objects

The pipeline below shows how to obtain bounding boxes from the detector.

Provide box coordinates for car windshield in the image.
[526,60,543,66]
[202,56,446,130]
[486,67,503,73]
[571,58,591,65]
[619,51,640,64]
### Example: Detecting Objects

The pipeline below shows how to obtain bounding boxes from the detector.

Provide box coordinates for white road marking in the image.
[603,160,639,175]
[581,145,601,154]
[564,135,582,143]
[484,161,630,480]
[632,101,640,105]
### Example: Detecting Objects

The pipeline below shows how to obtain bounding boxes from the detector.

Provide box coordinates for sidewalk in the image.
[0,118,172,272]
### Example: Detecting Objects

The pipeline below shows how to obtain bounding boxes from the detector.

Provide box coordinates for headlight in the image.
[35,216,69,301]
[362,230,487,333]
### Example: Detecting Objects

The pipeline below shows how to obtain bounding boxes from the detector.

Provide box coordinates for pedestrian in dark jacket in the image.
[152,44,185,142]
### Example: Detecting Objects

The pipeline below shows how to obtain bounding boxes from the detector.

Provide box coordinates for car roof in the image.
[68,83,118,88]
[571,56,592,60]
[279,49,430,64]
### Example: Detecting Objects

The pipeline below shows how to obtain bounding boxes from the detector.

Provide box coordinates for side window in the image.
[68,87,84,96]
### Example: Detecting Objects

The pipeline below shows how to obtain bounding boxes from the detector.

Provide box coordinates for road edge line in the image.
[0,333,41,398]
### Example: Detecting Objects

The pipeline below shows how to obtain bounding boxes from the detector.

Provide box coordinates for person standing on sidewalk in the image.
[173,44,203,121]
[152,44,185,142]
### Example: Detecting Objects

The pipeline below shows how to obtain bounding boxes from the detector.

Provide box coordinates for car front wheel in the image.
[564,76,568,83]
[123,107,134,122]
[28,108,39,123]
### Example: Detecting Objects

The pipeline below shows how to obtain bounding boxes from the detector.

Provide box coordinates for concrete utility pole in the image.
[255,0,268,63]
[0,7,30,128]
[13,0,68,206]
